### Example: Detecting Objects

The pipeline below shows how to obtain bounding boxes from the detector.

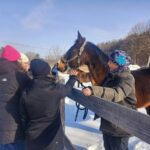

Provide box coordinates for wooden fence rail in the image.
[67,88,150,144]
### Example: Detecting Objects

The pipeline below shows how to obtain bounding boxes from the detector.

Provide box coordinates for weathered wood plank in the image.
[67,88,150,144]
[59,78,66,131]
[60,99,65,131]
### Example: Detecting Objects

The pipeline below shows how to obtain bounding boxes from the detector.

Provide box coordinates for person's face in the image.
[107,60,119,71]
[21,62,29,71]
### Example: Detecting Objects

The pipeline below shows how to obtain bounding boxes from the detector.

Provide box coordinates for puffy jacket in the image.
[92,69,136,136]
[0,58,30,144]
[20,75,77,150]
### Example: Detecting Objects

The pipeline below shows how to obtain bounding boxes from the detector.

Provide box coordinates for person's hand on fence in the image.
[70,69,79,76]
[82,88,92,96]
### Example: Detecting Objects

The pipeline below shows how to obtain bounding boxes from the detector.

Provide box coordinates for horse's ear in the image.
[77,31,86,42]
[78,31,82,39]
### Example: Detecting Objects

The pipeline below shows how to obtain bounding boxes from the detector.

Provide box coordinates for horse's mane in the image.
[74,39,109,71]
[88,41,109,63]
[74,39,109,62]
[86,42,109,74]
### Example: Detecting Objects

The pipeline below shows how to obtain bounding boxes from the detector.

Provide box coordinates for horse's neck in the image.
[88,63,108,85]
[85,49,109,85]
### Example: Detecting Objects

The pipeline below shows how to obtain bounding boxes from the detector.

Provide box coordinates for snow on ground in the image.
[65,98,150,150]
[129,64,140,70]
[65,97,102,150]
[58,65,150,150]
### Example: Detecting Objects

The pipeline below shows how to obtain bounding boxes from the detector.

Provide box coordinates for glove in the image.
[52,66,58,78]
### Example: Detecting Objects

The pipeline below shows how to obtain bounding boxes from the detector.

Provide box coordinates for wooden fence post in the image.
[59,78,65,131]
[59,77,76,150]
[147,55,150,67]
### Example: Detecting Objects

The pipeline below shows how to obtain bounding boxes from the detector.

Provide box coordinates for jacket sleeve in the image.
[19,94,29,131]
[91,75,135,102]
[56,75,77,99]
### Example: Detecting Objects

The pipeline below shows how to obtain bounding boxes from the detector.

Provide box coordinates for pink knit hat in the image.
[2,45,21,61]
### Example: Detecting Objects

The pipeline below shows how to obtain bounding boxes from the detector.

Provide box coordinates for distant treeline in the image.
[98,21,150,66]
[0,46,63,67]
[1,21,150,66]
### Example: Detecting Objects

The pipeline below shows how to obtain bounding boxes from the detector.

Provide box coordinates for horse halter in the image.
[60,40,88,121]
[61,41,87,71]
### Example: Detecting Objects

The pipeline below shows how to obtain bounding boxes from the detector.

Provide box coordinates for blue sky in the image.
[0,0,150,57]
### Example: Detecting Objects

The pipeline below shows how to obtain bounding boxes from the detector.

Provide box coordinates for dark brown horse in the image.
[56,32,150,115]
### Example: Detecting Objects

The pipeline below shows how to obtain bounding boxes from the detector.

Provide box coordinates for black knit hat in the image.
[30,59,51,77]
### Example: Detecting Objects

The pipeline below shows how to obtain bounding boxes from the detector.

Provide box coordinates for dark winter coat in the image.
[91,69,136,136]
[20,75,77,150]
[0,58,31,144]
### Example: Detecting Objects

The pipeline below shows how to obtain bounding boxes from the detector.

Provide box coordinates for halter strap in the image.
[77,41,86,66]
[79,41,87,56]
[61,41,87,72]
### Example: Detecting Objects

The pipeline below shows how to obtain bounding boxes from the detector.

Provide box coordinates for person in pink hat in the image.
[1,45,21,61]
[0,45,31,150]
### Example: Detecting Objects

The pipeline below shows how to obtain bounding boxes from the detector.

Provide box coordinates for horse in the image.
[56,32,150,115]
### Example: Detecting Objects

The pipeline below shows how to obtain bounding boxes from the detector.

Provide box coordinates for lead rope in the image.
[75,80,88,121]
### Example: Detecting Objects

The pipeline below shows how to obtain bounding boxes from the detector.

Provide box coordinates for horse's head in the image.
[56,32,87,72]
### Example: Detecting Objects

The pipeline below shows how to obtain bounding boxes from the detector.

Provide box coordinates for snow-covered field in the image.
[58,65,150,150]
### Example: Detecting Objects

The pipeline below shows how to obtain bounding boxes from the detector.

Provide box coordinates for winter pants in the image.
[103,133,129,150]
[0,142,25,150]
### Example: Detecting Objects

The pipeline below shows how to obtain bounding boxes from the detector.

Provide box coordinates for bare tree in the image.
[46,46,64,66]
[25,51,40,61]
[146,20,150,32]
[97,20,150,66]
[128,22,146,35]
